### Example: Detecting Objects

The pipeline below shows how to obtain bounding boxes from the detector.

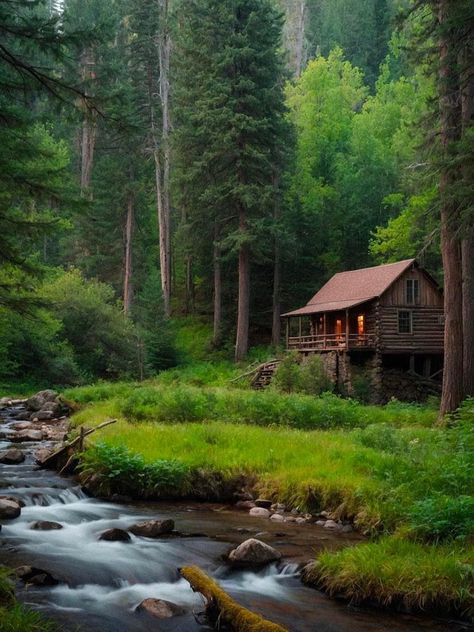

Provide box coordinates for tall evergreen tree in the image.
[173,0,286,360]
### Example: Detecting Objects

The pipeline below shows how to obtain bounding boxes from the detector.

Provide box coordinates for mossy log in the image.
[180,565,288,632]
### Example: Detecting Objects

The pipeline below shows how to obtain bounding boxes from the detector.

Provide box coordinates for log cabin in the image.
[281,259,444,402]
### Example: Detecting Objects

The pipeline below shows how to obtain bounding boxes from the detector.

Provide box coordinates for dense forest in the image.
[0,0,473,413]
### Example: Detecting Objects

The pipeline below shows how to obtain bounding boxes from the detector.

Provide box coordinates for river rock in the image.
[26,390,58,411]
[16,566,58,586]
[0,397,11,408]
[30,520,63,531]
[323,519,341,530]
[0,495,25,507]
[0,498,21,519]
[270,513,285,522]
[228,538,281,567]
[135,598,185,619]
[255,498,273,509]
[99,528,131,542]
[249,507,271,518]
[129,519,175,538]
[31,410,55,422]
[0,449,25,464]
[341,524,353,533]
[10,429,43,442]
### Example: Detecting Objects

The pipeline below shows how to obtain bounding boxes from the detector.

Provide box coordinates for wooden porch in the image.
[287,333,375,352]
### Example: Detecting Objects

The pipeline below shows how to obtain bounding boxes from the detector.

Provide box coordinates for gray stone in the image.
[135,598,185,619]
[315,520,326,526]
[323,519,341,530]
[270,513,285,522]
[341,524,353,533]
[235,500,256,510]
[99,528,131,542]
[10,429,43,442]
[15,566,58,586]
[295,517,307,525]
[0,449,25,464]
[129,519,174,538]
[31,410,54,422]
[249,507,271,518]
[0,498,21,519]
[228,538,281,567]
[30,521,63,531]
[26,390,58,411]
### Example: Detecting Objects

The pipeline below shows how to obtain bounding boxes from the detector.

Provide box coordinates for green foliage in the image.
[0,604,57,632]
[0,567,14,605]
[271,352,302,393]
[272,353,333,396]
[79,442,190,498]
[409,495,474,543]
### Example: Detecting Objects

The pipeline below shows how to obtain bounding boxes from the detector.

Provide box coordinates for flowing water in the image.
[0,405,469,632]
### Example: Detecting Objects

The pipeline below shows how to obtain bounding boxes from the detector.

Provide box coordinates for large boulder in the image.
[26,390,58,412]
[0,498,21,519]
[255,499,272,509]
[99,528,131,542]
[129,519,174,538]
[228,538,281,567]
[0,449,25,464]
[135,598,185,619]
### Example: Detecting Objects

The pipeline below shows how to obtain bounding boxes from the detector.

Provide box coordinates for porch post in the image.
[323,313,326,348]
[345,309,349,349]
[299,316,302,338]
[285,318,289,349]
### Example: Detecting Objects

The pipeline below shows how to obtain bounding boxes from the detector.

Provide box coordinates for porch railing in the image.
[287,333,375,351]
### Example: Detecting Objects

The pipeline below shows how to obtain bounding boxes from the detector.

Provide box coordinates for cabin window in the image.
[398,310,413,334]
[357,314,365,336]
[406,279,419,304]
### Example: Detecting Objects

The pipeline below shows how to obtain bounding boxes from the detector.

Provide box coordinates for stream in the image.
[0,404,469,632]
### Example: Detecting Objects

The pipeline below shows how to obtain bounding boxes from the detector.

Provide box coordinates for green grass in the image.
[0,567,57,632]
[67,376,474,620]
[303,537,474,618]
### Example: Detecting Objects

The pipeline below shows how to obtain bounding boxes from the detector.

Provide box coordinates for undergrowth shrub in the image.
[79,443,190,497]
[409,495,474,542]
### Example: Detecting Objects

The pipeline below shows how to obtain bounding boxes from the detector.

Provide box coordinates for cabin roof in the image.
[282,259,416,317]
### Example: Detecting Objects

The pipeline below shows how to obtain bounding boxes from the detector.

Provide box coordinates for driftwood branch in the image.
[180,566,287,632]
[38,419,117,469]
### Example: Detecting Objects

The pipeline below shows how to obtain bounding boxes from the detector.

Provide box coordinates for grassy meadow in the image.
[64,356,474,621]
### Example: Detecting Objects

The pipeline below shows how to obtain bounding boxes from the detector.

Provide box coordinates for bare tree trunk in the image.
[294,0,307,78]
[79,49,97,197]
[271,176,281,347]
[461,39,474,396]
[439,0,464,416]
[213,238,222,347]
[235,208,250,362]
[157,0,172,316]
[123,194,134,315]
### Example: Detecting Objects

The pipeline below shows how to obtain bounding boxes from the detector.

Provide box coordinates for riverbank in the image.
[63,377,474,624]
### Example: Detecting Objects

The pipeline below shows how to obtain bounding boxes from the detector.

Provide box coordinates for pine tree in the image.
[173,0,287,359]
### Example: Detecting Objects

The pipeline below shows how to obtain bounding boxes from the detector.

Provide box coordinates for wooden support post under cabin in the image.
[299,316,302,338]
[345,308,349,349]
[323,313,327,348]
[409,354,415,374]
[285,319,289,348]
[423,356,432,378]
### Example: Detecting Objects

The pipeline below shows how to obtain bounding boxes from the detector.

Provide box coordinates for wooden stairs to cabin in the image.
[251,360,280,390]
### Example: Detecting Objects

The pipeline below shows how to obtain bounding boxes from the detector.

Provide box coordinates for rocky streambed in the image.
[0,396,468,632]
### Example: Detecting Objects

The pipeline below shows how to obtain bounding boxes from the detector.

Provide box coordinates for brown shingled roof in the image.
[282,259,416,317]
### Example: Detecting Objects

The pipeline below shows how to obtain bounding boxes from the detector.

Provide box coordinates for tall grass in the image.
[304,537,474,618]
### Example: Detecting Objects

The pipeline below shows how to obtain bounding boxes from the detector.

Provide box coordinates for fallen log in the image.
[179,565,288,632]
[38,419,117,469]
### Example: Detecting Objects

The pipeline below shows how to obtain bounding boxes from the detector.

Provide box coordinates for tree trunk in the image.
[461,38,474,396]
[438,0,464,416]
[271,176,281,347]
[80,48,97,197]
[185,254,195,315]
[294,0,307,78]
[213,239,222,348]
[235,208,250,362]
[157,0,172,317]
[123,194,134,315]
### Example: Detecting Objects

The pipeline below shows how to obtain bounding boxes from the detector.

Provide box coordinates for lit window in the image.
[357,314,364,335]
[398,310,413,333]
[406,279,419,304]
